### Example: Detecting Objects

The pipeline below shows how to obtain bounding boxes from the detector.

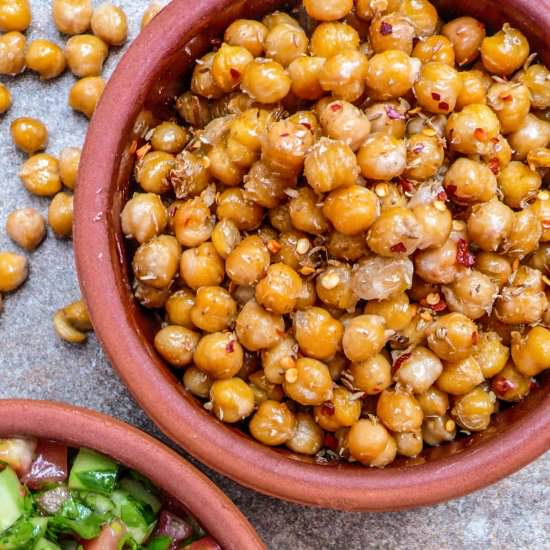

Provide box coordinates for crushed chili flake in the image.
[321,402,335,416]
[438,101,450,111]
[493,377,513,396]
[385,105,404,120]
[472,331,479,345]
[392,353,411,375]
[129,140,138,155]
[488,158,500,174]
[301,122,311,129]
[501,94,513,102]
[225,340,236,353]
[390,242,407,253]
[267,239,282,254]
[380,21,393,35]
[431,92,441,101]
[230,68,241,79]
[456,238,475,267]
[330,102,342,112]
[280,132,290,137]
[474,127,488,141]
[437,190,448,201]
[399,178,414,192]
[324,433,338,451]
[542,220,550,229]
[430,298,447,312]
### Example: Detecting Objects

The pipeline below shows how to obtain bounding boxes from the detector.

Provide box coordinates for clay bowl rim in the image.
[0,399,265,550]
[74,0,550,511]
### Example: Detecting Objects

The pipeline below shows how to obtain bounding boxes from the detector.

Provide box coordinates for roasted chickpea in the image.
[491,361,530,402]
[377,388,423,433]
[310,22,359,58]
[132,234,180,290]
[342,314,388,363]
[90,2,127,45]
[212,43,253,92]
[355,0,402,21]
[286,412,323,455]
[0,31,25,75]
[183,366,212,398]
[52,0,92,34]
[189,286,236,333]
[348,354,392,394]
[367,207,422,257]
[58,147,81,190]
[528,242,550,274]
[24,39,66,80]
[288,187,330,235]
[467,199,514,253]
[516,64,550,109]
[480,24,529,76]
[405,134,445,181]
[134,151,174,194]
[436,356,484,396]
[287,56,325,101]
[414,62,462,115]
[416,386,449,417]
[318,49,368,102]
[496,274,547,325]
[0,83,12,114]
[352,256,414,300]
[394,346,443,394]
[10,117,48,155]
[365,100,407,138]
[191,52,224,99]
[368,13,415,55]
[422,414,456,446]
[294,307,342,360]
[315,386,361,431]
[194,332,243,379]
[444,157,497,204]
[48,192,73,238]
[5,208,45,251]
[358,133,407,181]
[255,262,302,314]
[507,114,550,160]
[303,0,352,21]
[175,92,210,127]
[455,70,491,110]
[451,386,496,431]
[0,0,30,32]
[531,191,550,242]
[441,16,485,65]
[0,251,28,292]
[411,201,452,251]
[224,19,268,57]
[427,312,478,362]
[348,418,389,465]
[164,289,195,328]
[154,325,200,367]
[210,219,240,260]
[399,0,437,37]
[414,232,462,285]
[180,242,224,290]
[394,431,423,457]
[244,161,295,209]
[173,197,213,248]
[235,299,284,351]
[170,150,211,199]
[505,208,541,259]
[19,154,61,197]
[265,23,308,67]
[366,51,420,101]
[147,122,187,155]
[511,326,550,377]
[240,58,291,104]
[498,161,541,209]
[209,378,255,423]
[64,35,107,78]
[412,34,455,65]
[487,82,530,134]
[224,235,269,286]
[365,293,415,332]
[207,141,245,186]
[68,76,105,118]
[262,11,300,31]
[249,400,296,445]
[327,231,367,262]
[283,357,333,406]
[316,263,356,311]
[120,193,167,243]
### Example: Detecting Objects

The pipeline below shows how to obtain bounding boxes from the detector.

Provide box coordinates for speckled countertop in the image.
[0,2,548,549]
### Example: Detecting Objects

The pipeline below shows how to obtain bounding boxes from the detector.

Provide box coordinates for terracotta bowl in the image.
[75,0,550,511]
[0,400,264,549]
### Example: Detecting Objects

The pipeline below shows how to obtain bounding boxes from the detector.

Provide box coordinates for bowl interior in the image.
[75,0,550,510]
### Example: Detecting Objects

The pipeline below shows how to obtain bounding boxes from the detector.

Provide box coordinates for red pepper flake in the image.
[321,401,335,416]
[385,105,404,120]
[330,102,342,112]
[392,352,411,375]
[474,127,488,141]
[225,340,236,353]
[431,92,441,101]
[399,178,414,192]
[445,184,457,198]
[430,298,447,312]
[456,238,475,267]
[501,94,513,102]
[412,144,425,153]
[492,376,513,396]
[488,158,500,174]
[324,433,338,451]
[280,132,290,137]
[390,242,407,253]
[438,101,450,111]
[437,190,448,201]
[380,21,393,35]
[301,122,311,129]
[542,220,550,229]
[230,68,241,79]
[472,331,479,345]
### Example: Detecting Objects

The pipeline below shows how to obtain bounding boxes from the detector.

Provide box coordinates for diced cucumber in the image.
[111,491,156,544]
[119,478,161,514]
[0,517,47,550]
[143,536,171,550]
[33,538,61,550]
[68,450,118,495]
[78,492,114,515]
[0,467,24,533]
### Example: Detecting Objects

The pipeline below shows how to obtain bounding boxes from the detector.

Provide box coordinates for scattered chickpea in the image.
[0,83,12,114]
[10,117,48,155]
[91,2,128,46]
[48,192,74,238]
[69,76,106,118]
[19,154,62,197]
[0,251,28,292]
[6,208,46,251]
[0,0,31,32]
[0,31,26,75]
[52,0,93,35]
[65,34,109,77]
[58,147,81,190]
[25,39,66,79]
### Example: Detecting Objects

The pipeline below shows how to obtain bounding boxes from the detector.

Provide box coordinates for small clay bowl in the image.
[75,0,550,511]
[0,399,265,550]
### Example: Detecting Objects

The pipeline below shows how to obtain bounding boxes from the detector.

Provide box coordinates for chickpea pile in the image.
[122,0,550,467]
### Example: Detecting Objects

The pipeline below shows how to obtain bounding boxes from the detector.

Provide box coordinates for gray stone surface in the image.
[0,2,548,549]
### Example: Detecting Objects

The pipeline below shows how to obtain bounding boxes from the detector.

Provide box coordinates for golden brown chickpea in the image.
[288,187,330,235]
[498,161,541,209]
[133,281,169,309]
[511,326,550,377]
[211,218,240,260]
[352,256,414,300]
[455,70,491,110]
[19,154,61,197]
[399,0,437,37]
[189,286,236,333]
[446,104,500,156]
[451,386,496,431]
[416,386,449,417]
[315,386,362,431]
[5,207,46,253]
[507,114,550,161]
[64,35,107,78]
[194,332,243,379]
[377,388,423,433]
[224,19,268,57]
[467,199,514,252]
[135,151,174,194]
[365,50,421,100]
[294,307,343,361]
[316,263,357,311]
[283,357,333,405]
[348,353,392,395]
[444,157,497,204]
[394,431,423,457]
[154,325,200,367]
[262,11,300,31]
[91,2,127,45]
[180,242,224,290]
[355,0,402,21]
[480,24,529,76]
[405,134,445,181]
[52,0,92,34]
[482,133,512,174]
[304,0,352,21]
[364,293,415,332]
[286,412,324,455]
[235,299,285,351]
[369,434,398,467]
[244,161,293,209]
[516,64,550,110]
[528,242,550,275]
[427,312,478,362]
[240,58,291,104]
[295,277,318,310]
[68,76,105,118]
[255,262,302,314]
[261,334,298,384]
[121,193,167,244]
[358,134,407,181]
[148,122,188,154]
[414,62,462,115]
[369,13,415,55]
[318,49,368,102]
[10,117,48,155]
[0,83,12,114]
[414,232,462,285]
[212,43,253,93]
[133,234,180,289]
[270,230,306,270]
[474,252,511,288]
[412,201,452,251]
[165,289,195,328]
[207,141,246,186]
[318,99,371,152]
[0,251,28,292]
[491,361,530,402]
[505,208,541,259]
[183,366,212,398]
[58,147,81,190]
[0,31,25,75]
[287,56,325,101]
[436,356,484,396]
[225,235,269,286]
[249,400,296,445]
[25,39,66,80]
[441,16,485,66]
[348,418,390,465]
[342,314,389,363]
[365,101,407,138]
[327,231,368,261]
[310,22,359,58]
[170,150,211,199]
[412,35,455,65]
[0,0,30,32]
[487,82,530,134]
[173,197,213,248]
[248,370,284,404]
[422,414,456,446]
[367,207,422,257]
[394,346,443,394]
[265,23,308,67]
[48,192,73,238]
[191,52,224,100]
[210,378,255,423]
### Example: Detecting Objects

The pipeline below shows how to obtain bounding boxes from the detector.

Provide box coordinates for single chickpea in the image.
[505,208,541,259]
[10,117,48,155]
[262,11,300,31]
[455,70,492,110]
[48,192,73,238]
[191,52,224,99]
[224,18,268,56]
[0,252,28,292]
[190,286,236,333]
[316,263,357,311]
[394,346,443,394]
[364,293,415,332]
[358,134,407,181]
[135,151,174,194]
[327,232,368,262]
[132,234,180,290]
[0,83,12,114]
[427,312,478,362]
[318,49,369,102]
[365,100,407,138]
[175,91,210,127]
[0,31,26,75]
[264,23,309,67]
[120,193,167,244]
[414,62,462,114]
[444,157,497,204]
[467,199,514,252]
[180,242,224,289]
[422,414,457,446]
[348,418,390,465]
[154,325,200,367]
[64,35,108,78]
[507,114,550,161]
[255,262,302,315]
[436,356,484,396]
[516,64,550,109]
[480,24,529,76]
[487,82,531,134]
[19,154,62,197]
[303,0,353,21]
[348,354,392,395]
[511,326,550,377]
[491,361,530,402]
[287,56,325,101]
[91,2,128,45]
[283,357,333,406]
[367,207,422,257]
[394,431,423,458]
[235,299,284,351]
[412,35,455,65]
[286,412,323,455]
[165,289,195,328]
[183,366,213,398]
[58,147,81,190]
[416,386,449,417]
[399,0,438,37]
[133,281,170,309]
[194,332,243,379]
[25,39,66,79]
[310,22,359,58]
[170,150,211,199]
[294,307,343,361]
[405,134,445,181]
[52,0,93,35]
[0,0,31,32]
[225,235,269,286]
[210,378,255,423]
[451,386,496,432]
[441,16,485,65]
[342,314,389,363]
[369,13,415,55]
[173,197,213,248]
[244,160,294,209]
[5,208,46,251]
[68,76,106,118]
[369,434,398,468]
[212,43,253,93]
[240,58,291,104]
[377,388,423,433]
[249,400,296,445]
[498,161,541,209]
[314,386,361,431]
[288,187,330,235]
